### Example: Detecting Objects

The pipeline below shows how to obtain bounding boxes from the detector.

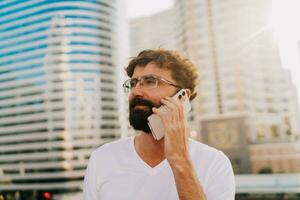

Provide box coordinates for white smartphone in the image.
[147,89,191,140]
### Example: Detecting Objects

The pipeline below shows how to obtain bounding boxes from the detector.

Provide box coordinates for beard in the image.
[129,97,159,134]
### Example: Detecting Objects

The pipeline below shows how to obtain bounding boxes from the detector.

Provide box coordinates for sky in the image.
[271,0,300,107]
[126,0,300,108]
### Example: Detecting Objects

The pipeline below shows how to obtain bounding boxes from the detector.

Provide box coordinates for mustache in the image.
[129,97,156,110]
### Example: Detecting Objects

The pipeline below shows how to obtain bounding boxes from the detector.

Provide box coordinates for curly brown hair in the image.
[125,49,199,100]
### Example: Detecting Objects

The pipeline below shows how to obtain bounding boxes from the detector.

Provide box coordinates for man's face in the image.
[128,62,178,133]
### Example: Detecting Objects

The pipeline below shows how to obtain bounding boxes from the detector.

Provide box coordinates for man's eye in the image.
[143,77,156,85]
[129,79,138,87]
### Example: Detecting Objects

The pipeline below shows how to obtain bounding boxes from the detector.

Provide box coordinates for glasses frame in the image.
[122,74,182,92]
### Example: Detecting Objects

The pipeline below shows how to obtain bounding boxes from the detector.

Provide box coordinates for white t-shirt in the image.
[83,136,235,200]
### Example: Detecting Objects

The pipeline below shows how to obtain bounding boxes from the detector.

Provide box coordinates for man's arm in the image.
[169,156,206,200]
[153,96,235,200]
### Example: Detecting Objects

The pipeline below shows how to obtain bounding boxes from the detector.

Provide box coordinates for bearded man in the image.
[84,49,235,200]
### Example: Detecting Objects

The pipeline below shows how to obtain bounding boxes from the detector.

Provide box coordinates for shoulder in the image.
[94,137,131,153]
[90,137,132,163]
[188,138,232,170]
[189,138,226,158]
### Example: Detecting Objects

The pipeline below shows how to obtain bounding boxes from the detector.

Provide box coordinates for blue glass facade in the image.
[0,0,120,197]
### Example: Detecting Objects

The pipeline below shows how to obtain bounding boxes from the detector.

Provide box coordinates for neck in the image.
[134,132,165,167]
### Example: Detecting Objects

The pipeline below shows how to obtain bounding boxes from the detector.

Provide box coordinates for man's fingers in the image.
[161,98,177,111]
[164,97,184,120]
[165,96,183,110]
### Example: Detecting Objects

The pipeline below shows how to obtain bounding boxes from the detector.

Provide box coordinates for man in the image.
[84,49,235,200]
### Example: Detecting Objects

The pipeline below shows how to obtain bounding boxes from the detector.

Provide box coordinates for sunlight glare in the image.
[271,0,300,43]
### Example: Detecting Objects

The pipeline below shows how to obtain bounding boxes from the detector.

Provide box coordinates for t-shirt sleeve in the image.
[205,152,235,200]
[83,152,99,200]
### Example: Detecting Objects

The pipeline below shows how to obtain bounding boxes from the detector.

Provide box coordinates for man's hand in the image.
[152,96,206,200]
[152,96,190,164]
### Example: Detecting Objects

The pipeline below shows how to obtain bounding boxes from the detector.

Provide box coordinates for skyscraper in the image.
[129,9,177,56]
[0,0,122,198]
[174,0,300,140]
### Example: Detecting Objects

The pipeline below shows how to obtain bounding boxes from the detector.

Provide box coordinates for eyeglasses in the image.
[122,75,182,92]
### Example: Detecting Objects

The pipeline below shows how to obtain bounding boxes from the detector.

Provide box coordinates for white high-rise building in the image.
[174,0,300,141]
[129,9,177,56]
[0,0,123,198]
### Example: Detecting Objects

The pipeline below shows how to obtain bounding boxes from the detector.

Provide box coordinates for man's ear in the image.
[185,89,192,100]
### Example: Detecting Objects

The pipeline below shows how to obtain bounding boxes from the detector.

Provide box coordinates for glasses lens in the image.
[129,78,138,89]
[123,76,159,92]
[142,76,157,88]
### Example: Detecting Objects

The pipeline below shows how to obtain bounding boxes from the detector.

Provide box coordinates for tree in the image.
[258,167,273,174]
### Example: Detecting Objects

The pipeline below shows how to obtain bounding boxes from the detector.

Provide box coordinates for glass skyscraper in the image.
[0,0,121,198]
